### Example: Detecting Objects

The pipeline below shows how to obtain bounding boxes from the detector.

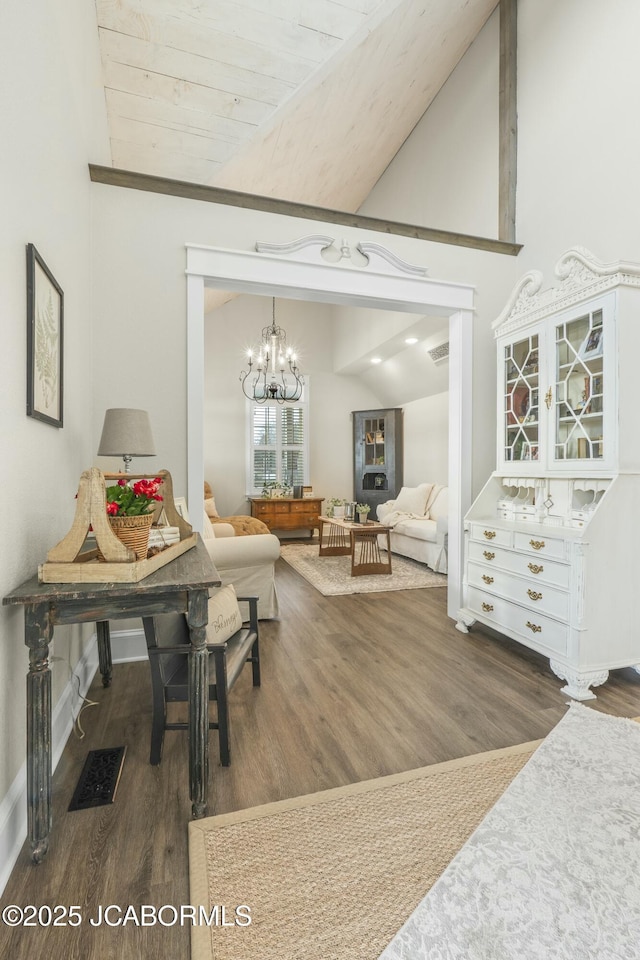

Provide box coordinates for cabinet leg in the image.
[549,660,608,701]
[455,611,475,634]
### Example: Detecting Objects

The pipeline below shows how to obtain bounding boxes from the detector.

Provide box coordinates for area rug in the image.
[189,738,540,960]
[189,707,640,960]
[380,704,640,960]
[279,543,446,596]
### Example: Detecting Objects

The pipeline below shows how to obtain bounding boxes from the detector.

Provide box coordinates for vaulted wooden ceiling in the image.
[95,0,498,211]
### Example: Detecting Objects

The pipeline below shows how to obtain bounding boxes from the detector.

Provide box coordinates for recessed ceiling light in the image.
[404,337,418,345]
[370,357,382,364]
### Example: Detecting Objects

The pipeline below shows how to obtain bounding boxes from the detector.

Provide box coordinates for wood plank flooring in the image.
[2,554,639,958]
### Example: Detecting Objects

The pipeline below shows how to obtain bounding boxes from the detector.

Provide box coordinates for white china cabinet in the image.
[457,248,640,699]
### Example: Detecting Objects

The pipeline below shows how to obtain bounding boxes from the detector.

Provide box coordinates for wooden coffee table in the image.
[318,515,392,576]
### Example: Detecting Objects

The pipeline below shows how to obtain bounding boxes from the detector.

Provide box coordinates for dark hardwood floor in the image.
[2,553,639,958]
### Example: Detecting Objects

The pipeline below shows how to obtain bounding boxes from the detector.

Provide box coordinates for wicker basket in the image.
[98,513,154,561]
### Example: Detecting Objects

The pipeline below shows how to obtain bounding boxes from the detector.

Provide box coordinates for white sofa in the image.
[376,483,448,573]
[201,513,280,619]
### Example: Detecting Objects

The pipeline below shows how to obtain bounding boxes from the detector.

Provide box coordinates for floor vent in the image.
[68,746,127,811]
[427,341,449,364]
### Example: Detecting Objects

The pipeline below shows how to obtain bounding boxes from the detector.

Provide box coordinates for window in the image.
[247,388,309,494]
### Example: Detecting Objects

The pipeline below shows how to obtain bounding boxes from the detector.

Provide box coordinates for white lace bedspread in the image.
[379,703,640,960]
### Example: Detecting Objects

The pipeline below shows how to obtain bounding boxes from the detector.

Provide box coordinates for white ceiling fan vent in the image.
[427,341,449,364]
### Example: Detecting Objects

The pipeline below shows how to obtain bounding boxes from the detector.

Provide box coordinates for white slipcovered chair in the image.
[376,483,449,573]
[201,513,280,619]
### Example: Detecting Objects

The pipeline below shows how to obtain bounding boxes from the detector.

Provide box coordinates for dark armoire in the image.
[352,408,403,516]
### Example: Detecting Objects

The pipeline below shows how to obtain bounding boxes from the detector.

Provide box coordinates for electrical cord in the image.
[50,655,99,739]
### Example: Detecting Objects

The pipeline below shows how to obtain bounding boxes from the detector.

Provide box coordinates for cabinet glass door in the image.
[554,309,604,462]
[363,417,385,467]
[503,333,540,463]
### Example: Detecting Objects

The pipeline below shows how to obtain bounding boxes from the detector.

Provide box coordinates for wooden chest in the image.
[250,497,324,535]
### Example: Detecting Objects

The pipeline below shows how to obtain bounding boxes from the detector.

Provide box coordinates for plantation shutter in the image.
[247,388,309,494]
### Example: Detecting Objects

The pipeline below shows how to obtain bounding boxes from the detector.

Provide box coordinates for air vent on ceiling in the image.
[427,342,449,364]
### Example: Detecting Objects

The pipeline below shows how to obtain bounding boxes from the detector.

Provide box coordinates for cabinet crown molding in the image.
[494,247,640,335]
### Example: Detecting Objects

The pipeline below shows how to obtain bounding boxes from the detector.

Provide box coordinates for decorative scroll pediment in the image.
[255,235,428,277]
[494,246,640,335]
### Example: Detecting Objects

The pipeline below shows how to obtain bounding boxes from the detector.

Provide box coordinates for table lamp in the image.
[97,408,156,473]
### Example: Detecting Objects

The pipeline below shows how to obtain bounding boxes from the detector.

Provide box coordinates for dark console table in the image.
[3,535,220,863]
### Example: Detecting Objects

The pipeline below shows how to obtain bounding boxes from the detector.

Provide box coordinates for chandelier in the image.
[239,298,304,404]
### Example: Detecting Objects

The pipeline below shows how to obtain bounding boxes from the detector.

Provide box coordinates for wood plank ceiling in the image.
[95,0,498,212]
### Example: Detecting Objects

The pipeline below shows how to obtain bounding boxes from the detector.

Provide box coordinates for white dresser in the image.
[457,248,640,699]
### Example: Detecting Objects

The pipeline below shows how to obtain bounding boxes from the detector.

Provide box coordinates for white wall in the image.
[403,393,449,487]
[359,7,499,238]
[204,295,382,513]
[515,0,640,275]
[0,0,110,820]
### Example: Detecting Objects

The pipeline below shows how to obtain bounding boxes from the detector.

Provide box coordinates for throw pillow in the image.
[206,584,242,645]
[425,483,443,515]
[204,496,219,518]
[393,483,434,515]
[429,487,449,521]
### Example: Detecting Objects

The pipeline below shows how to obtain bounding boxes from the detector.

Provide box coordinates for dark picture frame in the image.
[26,243,63,427]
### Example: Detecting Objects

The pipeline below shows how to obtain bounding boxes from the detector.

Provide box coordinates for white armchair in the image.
[202,514,280,619]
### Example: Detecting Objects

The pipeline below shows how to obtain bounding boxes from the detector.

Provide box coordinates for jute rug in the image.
[189,738,540,960]
[279,543,446,596]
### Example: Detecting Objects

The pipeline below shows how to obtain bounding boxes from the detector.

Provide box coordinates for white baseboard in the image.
[0,625,146,896]
[109,626,147,663]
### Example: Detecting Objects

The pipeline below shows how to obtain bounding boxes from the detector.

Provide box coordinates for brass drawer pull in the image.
[482,602,494,612]
[528,563,543,574]
[527,589,543,601]
[484,530,497,540]
[482,575,494,584]
[529,539,545,550]
[483,551,495,561]
[526,621,542,633]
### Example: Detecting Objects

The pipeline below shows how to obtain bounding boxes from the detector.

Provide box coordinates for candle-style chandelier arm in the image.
[239,298,305,404]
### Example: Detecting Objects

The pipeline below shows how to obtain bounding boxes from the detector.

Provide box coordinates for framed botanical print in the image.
[26,243,63,427]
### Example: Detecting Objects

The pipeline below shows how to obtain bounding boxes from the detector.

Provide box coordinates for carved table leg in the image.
[25,603,53,864]
[187,588,209,819]
[96,620,112,687]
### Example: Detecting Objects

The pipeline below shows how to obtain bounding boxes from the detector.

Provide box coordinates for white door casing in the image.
[186,235,475,618]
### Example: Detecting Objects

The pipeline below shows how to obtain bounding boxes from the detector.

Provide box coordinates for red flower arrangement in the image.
[105,477,163,516]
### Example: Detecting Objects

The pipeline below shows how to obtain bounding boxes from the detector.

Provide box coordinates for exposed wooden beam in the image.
[88,165,522,257]
[499,0,518,243]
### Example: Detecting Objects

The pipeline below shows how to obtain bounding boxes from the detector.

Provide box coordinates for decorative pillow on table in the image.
[206,584,242,644]
[393,483,434,516]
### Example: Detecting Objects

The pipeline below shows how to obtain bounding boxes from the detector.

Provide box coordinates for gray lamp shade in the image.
[98,408,156,458]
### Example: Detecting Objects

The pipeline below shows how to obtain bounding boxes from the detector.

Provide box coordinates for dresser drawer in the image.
[466,586,568,656]
[253,500,290,516]
[513,532,567,561]
[467,562,569,622]
[469,524,512,547]
[467,540,570,589]
[291,499,321,515]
